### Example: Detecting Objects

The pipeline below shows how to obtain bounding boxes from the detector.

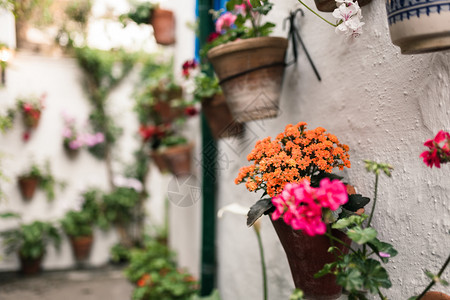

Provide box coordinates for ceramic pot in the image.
[18,176,39,200]
[201,93,244,139]
[314,0,372,12]
[161,144,193,176]
[23,111,41,129]
[271,218,351,300]
[69,234,93,262]
[386,0,450,54]
[423,291,450,300]
[19,253,43,275]
[150,150,169,173]
[153,101,184,124]
[207,37,287,123]
[150,8,175,46]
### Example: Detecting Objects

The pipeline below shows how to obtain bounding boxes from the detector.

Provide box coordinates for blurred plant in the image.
[201,0,275,56]
[110,242,131,264]
[0,219,61,260]
[0,109,15,133]
[18,160,65,201]
[125,240,198,300]
[119,1,158,26]
[60,190,101,238]
[16,94,46,140]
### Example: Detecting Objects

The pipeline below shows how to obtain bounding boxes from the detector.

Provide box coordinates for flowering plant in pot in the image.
[182,59,243,139]
[205,0,288,123]
[0,219,61,275]
[125,240,198,300]
[17,161,65,201]
[159,133,193,177]
[235,122,373,299]
[60,189,101,263]
[120,1,175,45]
[16,94,46,141]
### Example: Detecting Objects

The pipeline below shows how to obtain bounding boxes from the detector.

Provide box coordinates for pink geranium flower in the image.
[271,179,348,236]
[215,12,237,33]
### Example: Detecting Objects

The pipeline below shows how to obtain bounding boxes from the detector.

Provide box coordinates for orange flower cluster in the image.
[235,122,351,197]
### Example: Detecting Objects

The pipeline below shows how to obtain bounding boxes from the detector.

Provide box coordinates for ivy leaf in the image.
[246,198,273,227]
[362,259,392,293]
[343,194,370,212]
[347,226,377,245]
[367,238,398,263]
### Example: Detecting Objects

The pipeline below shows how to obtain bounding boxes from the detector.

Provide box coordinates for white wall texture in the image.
[0,0,449,299]
[215,0,450,299]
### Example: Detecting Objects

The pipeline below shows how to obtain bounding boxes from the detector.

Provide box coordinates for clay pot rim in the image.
[18,175,39,181]
[161,143,193,155]
[207,36,288,60]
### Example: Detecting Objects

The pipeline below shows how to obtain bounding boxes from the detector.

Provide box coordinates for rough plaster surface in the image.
[216,0,450,299]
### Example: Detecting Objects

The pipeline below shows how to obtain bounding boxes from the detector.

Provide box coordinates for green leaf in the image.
[0,212,20,219]
[362,259,392,293]
[246,198,273,227]
[367,238,398,262]
[408,297,418,300]
[333,215,367,229]
[315,262,336,278]
[347,227,377,245]
[337,268,364,292]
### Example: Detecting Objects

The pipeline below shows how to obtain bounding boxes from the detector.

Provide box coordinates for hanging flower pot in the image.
[271,218,351,300]
[150,8,176,46]
[201,93,244,139]
[69,234,93,263]
[19,253,43,275]
[150,150,169,173]
[386,0,450,54]
[18,176,39,200]
[207,37,288,123]
[314,0,372,12]
[161,143,193,176]
[153,101,184,124]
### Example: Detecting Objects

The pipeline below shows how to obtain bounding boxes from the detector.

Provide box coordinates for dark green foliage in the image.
[120,1,157,25]
[101,187,140,226]
[1,220,61,259]
[19,161,65,201]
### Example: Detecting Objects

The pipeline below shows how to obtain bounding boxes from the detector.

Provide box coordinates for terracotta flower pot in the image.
[69,235,93,262]
[150,150,169,173]
[19,253,43,275]
[161,144,193,176]
[314,0,372,12]
[271,218,351,300]
[386,0,450,54]
[423,292,450,300]
[207,37,288,123]
[18,176,39,200]
[150,8,175,46]
[201,93,244,139]
[23,110,41,129]
[153,101,184,124]
[64,146,80,159]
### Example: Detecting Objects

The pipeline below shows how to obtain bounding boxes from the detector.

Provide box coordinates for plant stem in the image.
[416,253,450,300]
[367,173,379,228]
[325,232,356,254]
[255,228,268,300]
[297,0,337,27]
[377,287,387,300]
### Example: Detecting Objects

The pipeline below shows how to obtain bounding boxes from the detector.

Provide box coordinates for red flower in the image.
[182,59,198,78]
[206,32,220,43]
[184,106,198,117]
[23,103,32,112]
[139,125,165,141]
[420,130,450,168]
[23,131,31,141]
[137,274,151,287]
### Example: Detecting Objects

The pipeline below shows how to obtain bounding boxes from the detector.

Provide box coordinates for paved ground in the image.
[0,265,134,300]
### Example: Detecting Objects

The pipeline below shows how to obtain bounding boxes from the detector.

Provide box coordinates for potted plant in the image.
[205,0,287,123]
[385,0,450,54]
[182,60,243,139]
[121,1,175,45]
[235,122,372,299]
[60,190,100,263]
[0,220,61,275]
[62,113,84,158]
[125,240,198,300]
[159,134,193,177]
[16,94,45,129]
[17,161,65,201]
[150,77,185,124]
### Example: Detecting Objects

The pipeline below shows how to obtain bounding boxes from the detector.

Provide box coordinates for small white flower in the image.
[333,1,364,38]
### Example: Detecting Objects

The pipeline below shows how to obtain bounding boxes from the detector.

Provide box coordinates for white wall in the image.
[216,0,450,299]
